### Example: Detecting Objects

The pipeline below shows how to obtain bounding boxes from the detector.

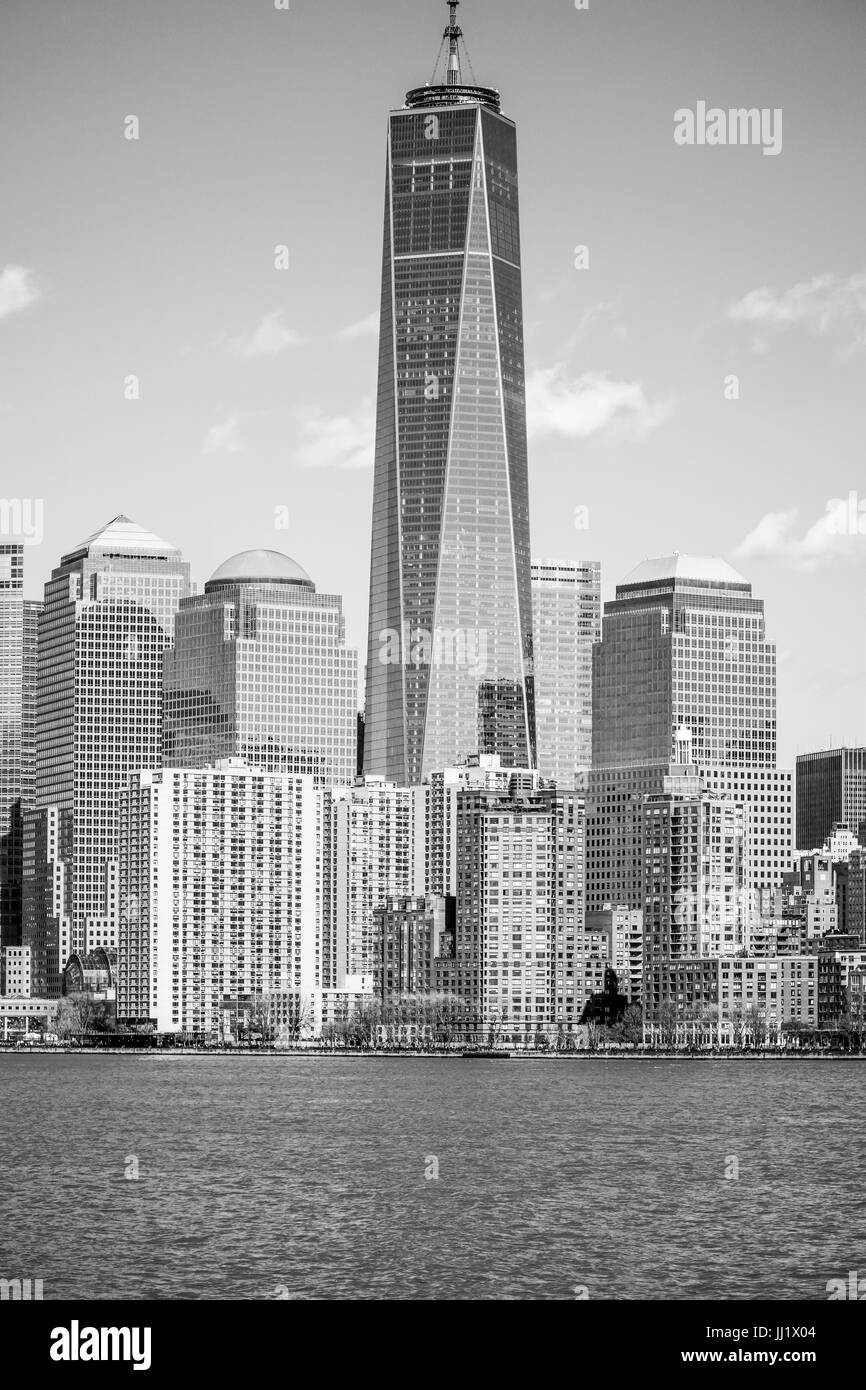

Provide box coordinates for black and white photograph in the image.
[1,0,864,1354]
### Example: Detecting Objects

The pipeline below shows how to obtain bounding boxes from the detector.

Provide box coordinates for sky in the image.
[1,0,865,767]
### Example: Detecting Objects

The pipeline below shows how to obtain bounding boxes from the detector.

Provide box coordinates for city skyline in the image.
[2,0,865,768]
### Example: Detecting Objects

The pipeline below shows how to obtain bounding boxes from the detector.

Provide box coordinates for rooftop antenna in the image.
[445,1,462,85]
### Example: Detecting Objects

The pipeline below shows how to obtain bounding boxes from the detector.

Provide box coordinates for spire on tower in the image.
[445,1,462,86]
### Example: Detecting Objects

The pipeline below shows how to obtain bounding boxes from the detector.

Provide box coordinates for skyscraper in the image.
[363,2,535,785]
[164,549,358,789]
[532,559,601,785]
[25,516,189,994]
[593,554,776,769]
[795,747,866,852]
[0,545,40,948]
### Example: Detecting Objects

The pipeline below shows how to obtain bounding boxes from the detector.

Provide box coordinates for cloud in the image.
[224,310,304,358]
[564,298,628,350]
[0,265,40,319]
[727,271,866,353]
[734,496,866,570]
[203,414,244,455]
[526,366,674,443]
[337,311,379,341]
[296,402,374,470]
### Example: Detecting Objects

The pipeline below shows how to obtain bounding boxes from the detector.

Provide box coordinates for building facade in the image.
[643,791,748,974]
[363,7,535,783]
[451,787,583,1033]
[0,544,40,948]
[531,560,601,786]
[25,516,190,996]
[118,763,321,1035]
[164,549,357,789]
[328,779,427,983]
[796,748,866,852]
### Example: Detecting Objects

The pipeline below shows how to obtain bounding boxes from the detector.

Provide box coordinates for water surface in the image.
[0,1056,862,1299]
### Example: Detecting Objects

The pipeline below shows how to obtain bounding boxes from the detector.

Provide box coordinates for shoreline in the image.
[2,1047,863,1061]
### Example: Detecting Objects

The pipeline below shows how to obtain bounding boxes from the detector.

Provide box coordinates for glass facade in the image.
[0,545,40,948]
[164,554,357,789]
[795,747,866,852]
[25,516,190,995]
[593,556,777,770]
[364,77,535,784]
[532,560,601,785]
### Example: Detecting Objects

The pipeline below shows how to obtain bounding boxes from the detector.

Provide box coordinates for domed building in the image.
[206,549,314,592]
[62,946,117,1001]
[163,547,358,787]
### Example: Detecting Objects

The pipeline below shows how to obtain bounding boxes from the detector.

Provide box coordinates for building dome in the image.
[206,549,314,591]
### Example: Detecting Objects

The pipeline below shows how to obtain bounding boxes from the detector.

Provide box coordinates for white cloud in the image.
[0,265,40,319]
[735,496,866,570]
[337,311,379,341]
[565,298,628,349]
[224,310,304,359]
[526,365,674,443]
[202,414,244,455]
[727,271,866,352]
[297,402,374,470]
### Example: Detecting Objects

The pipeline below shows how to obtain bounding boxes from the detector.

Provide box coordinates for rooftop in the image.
[67,514,180,560]
[619,553,749,589]
[206,549,314,590]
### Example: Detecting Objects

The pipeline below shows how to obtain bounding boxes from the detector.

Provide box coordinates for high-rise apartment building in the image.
[118,762,321,1035]
[0,544,40,948]
[643,791,748,974]
[164,549,357,789]
[25,516,189,995]
[586,762,703,915]
[587,905,643,1003]
[376,894,451,1005]
[427,753,540,897]
[328,778,427,982]
[364,4,535,783]
[531,560,601,786]
[795,748,866,852]
[451,787,583,1032]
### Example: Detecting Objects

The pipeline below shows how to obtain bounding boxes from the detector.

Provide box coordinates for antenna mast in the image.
[445,1,462,86]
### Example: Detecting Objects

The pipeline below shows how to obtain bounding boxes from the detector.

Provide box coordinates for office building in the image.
[363,4,535,783]
[0,545,40,948]
[25,516,189,996]
[164,549,357,789]
[593,554,776,770]
[796,749,866,852]
[531,560,601,785]
[1,944,31,997]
